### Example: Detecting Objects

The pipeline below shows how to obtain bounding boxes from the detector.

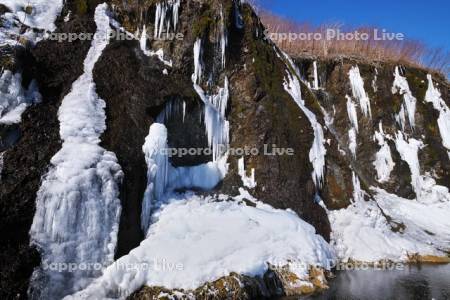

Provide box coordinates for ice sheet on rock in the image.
[425,74,450,158]
[154,0,181,39]
[283,68,326,188]
[348,65,371,118]
[0,70,41,124]
[327,186,450,263]
[29,5,123,299]
[351,171,364,203]
[238,157,256,189]
[373,122,395,183]
[67,194,335,299]
[348,128,357,158]
[394,132,423,197]
[392,66,417,130]
[346,95,358,133]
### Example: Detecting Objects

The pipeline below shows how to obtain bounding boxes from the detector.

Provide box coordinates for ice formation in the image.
[234,0,244,29]
[372,68,378,92]
[283,60,326,188]
[346,95,358,133]
[0,70,41,124]
[313,61,319,89]
[238,157,257,189]
[373,122,395,183]
[392,66,417,130]
[192,38,230,162]
[29,5,123,299]
[154,0,181,39]
[351,171,364,203]
[348,128,357,158]
[140,27,173,67]
[348,65,371,118]
[219,6,227,69]
[68,194,335,299]
[394,132,423,197]
[425,74,450,158]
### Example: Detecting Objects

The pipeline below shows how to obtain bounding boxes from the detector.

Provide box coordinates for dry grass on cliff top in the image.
[250,4,450,79]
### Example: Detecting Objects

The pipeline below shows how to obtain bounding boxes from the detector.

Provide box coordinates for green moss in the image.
[75,0,88,15]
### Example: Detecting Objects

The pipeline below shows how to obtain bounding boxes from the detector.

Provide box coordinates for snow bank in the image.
[29,5,123,299]
[0,70,41,124]
[238,157,256,189]
[327,186,450,263]
[425,74,450,158]
[68,194,335,299]
[373,122,395,183]
[392,66,417,130]
[283,69,326,188]
[348,66,371,118]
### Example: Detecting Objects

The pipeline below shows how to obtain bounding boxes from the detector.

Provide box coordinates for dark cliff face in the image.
[294,57,450,209]
[0,0,449,299]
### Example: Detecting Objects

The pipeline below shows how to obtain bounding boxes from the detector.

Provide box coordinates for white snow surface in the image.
[0,0,62,31]
[68,193,335,299]
[29,4,123,299]
[425,74,450,158]
[327,186,450,263]
[348,65,371,118]
[283,67,326,188]
[392,66,417,130]
[238,157,256,189]
[0,70,41,124]
[373,122,395,183]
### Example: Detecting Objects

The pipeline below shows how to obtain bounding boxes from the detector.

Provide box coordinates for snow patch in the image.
[238,157,256,189]
[29,5,123,299]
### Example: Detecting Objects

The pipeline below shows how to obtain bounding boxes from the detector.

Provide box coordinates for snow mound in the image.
[29,4,123,299]
[68,194,335,299]
[327,186,450,263]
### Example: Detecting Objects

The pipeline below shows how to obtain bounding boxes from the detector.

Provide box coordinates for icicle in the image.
[392,66,417,130]
[346,95,359,133]
[192,39,203,84]
[425,75,450,158]
[348,128,357,157]
[141,123,169,233]
[352,171,364,203]
[348,65,371,118]
[372,68,378,93]
[154,0,181,39]
[373,122,395,183]
[182,100,186,122]
[140,25,147,52]
[313,61,319,90]
[394,131,424,198]
[238,157,256,189]
[220,7,228,69]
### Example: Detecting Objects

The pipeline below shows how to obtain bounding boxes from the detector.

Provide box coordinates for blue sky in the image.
[258,0,450,51]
